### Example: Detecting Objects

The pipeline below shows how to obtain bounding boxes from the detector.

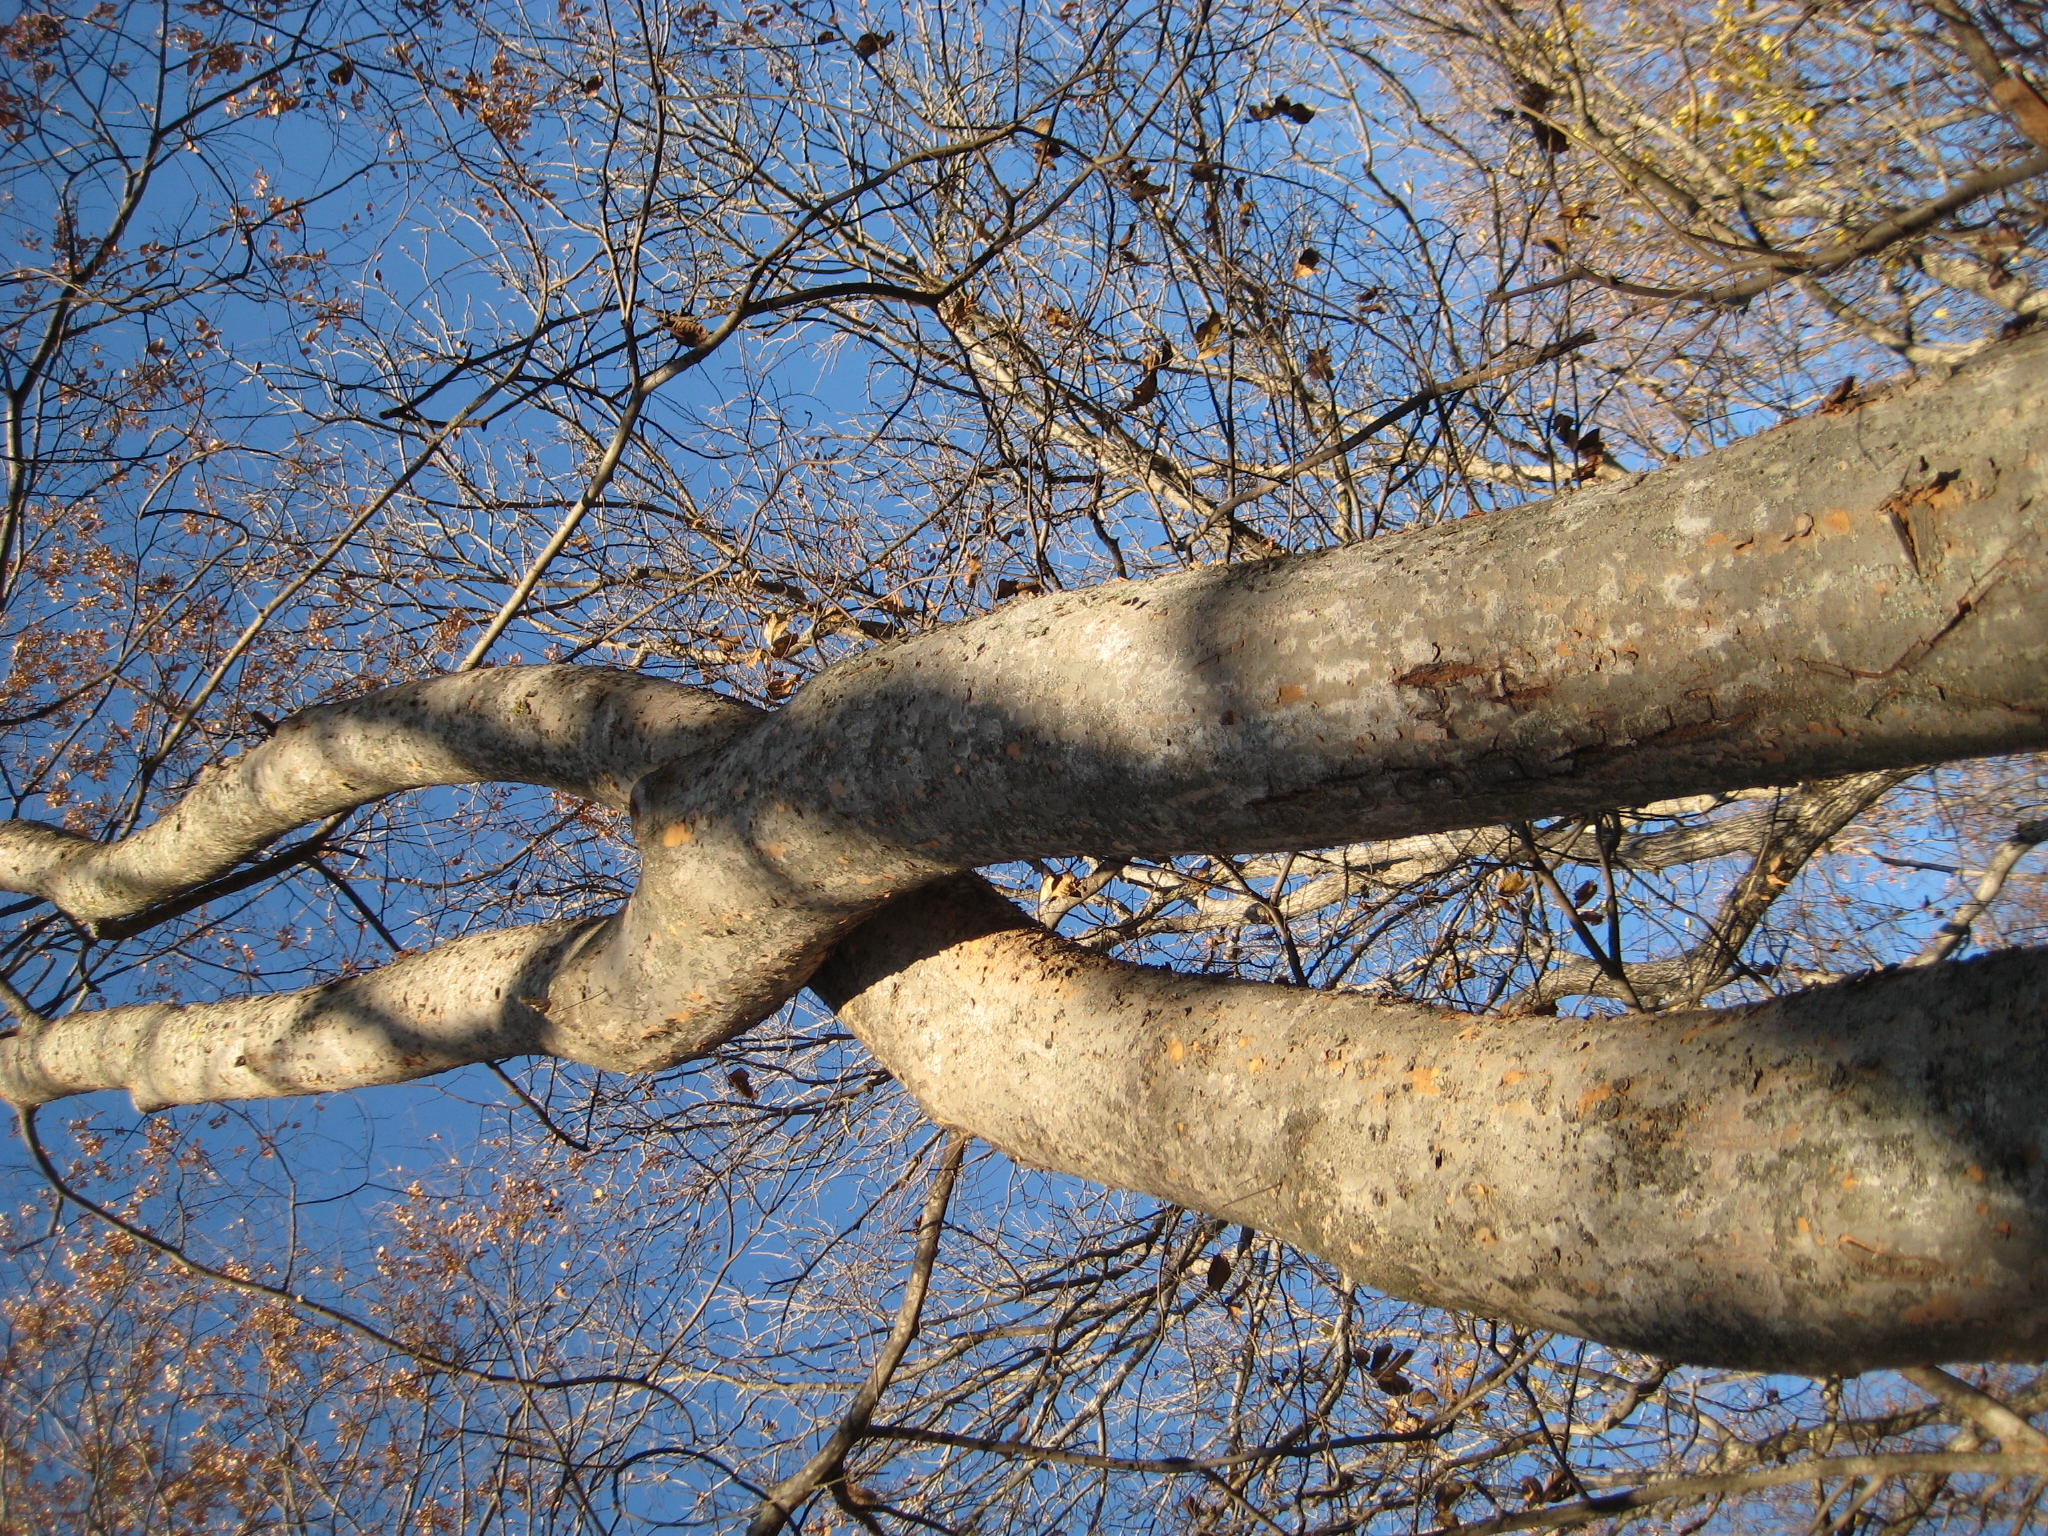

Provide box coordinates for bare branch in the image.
[1909,817,2048,965]
[748,1133,967,1536]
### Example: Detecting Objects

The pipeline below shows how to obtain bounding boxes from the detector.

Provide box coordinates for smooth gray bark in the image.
[587,326,2048,1063]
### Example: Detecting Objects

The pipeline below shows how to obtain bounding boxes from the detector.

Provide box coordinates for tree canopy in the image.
[1,0,2047,1530]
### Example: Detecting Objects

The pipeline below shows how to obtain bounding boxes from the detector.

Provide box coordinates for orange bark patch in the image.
[1903,1295,1962,1326]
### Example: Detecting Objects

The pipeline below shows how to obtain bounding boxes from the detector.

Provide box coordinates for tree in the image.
[2,0,2048,1529]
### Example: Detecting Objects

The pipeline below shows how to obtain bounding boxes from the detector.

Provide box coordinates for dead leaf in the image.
[327,59,355,86]
[1194,310,1227,359]
[1497,869,1528,897]
[852,30,893,58]
[1120,160,1170,200]
[1207,1253,1232,1290]
[1127,366,1160,410]
[655,311,709,347]
[1190,159,1225,183]
[1306,345,1333,381]
[728,1066,756,1100]
[1250,93,1316,124]
[1292,247,1322,280]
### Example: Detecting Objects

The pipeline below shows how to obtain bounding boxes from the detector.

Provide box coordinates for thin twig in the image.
[1516,822,1643,1010]
[1207,331,1597,522]
[14,1105,683,1409]
[747,1133,969,1536]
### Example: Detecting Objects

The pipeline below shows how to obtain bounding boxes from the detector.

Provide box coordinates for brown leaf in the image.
[993,577,1043,602]
[1120,160,1170,200]
[1206,1253,1232,1290]
[579,74,603,95]
[1305,345,1333,382]
[1194,310,1227,359]
[1515,76,1555,112]
[1249,93,1315,125]
[1127,366,1160,411]
[1572,878,1600,907]
[327,59,355,86]
[1292,247,1322,281]
[1189,159,1224,183]
[727,1066,756,1100]
[655,311,709,347]
[1497,869,1528,897]
[852,30,893,58]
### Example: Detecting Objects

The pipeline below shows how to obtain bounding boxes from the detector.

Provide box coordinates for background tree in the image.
[1,0,2047,1531]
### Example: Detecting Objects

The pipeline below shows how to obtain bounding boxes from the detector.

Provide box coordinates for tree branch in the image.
[748,1133,967,1536]
[817,877,2048,1373]
[1909,817,2048,965]
[0,666,757,924]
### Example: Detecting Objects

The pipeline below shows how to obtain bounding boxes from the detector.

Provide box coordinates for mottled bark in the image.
[590,326,2048,1063]
[3,335,2048,1373]
[0,922,600,1109]
[818,878,2048,1374]
[0,666,757,924]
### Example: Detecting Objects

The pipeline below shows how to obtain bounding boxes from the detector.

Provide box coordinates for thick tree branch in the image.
[0,921,600,1110]
[0,667,756,924]
[594,327,2048,1066]
[1427,1452,2048,1536]
[5,331,2047,1092]
[818,878,2048,1373]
